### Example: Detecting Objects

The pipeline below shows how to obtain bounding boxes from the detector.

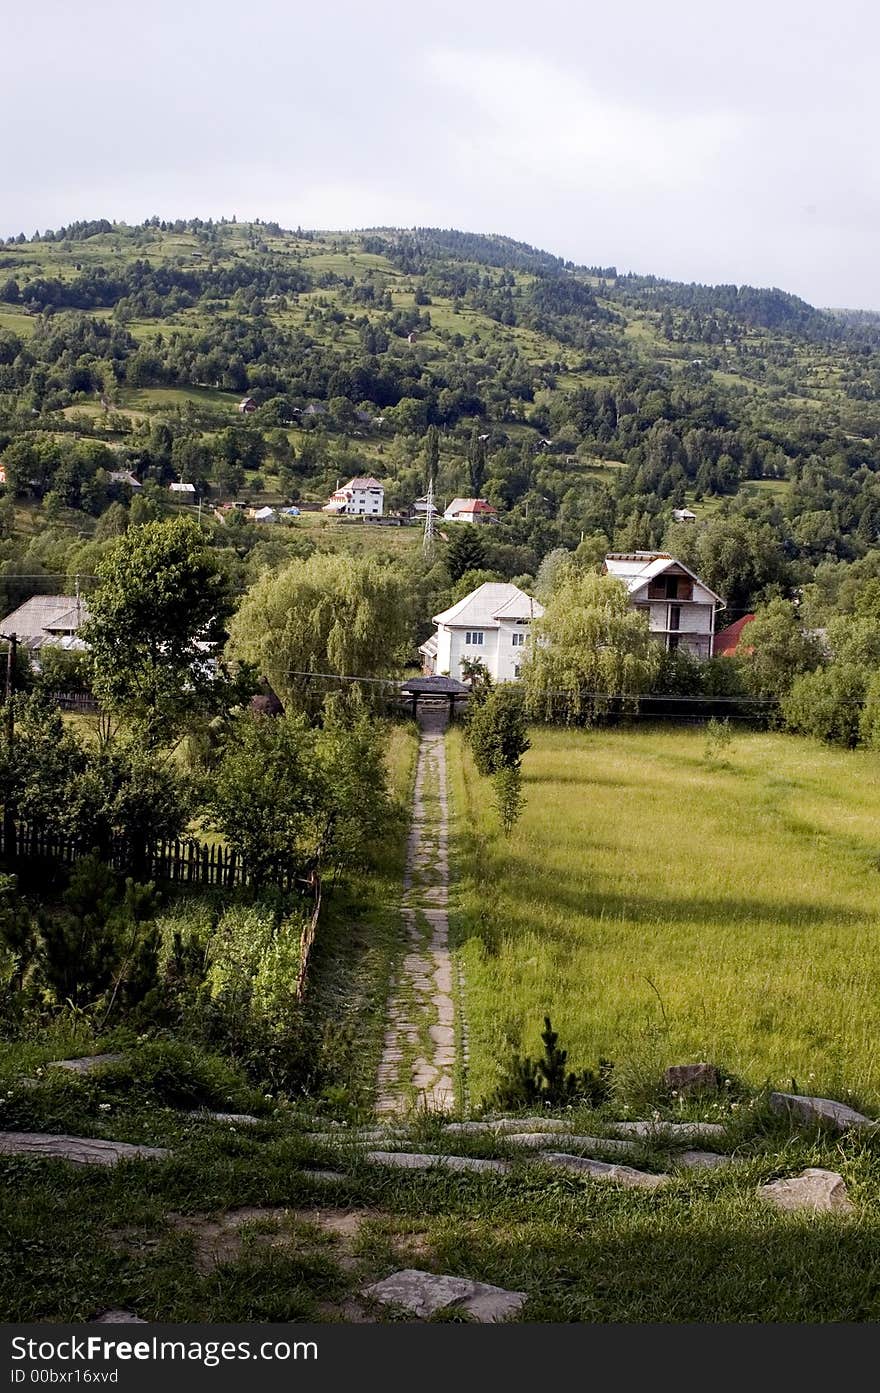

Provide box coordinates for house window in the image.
[514,664,522,678]
[669,605,681,631]
[511,632,525,646]
[465,631,484,646]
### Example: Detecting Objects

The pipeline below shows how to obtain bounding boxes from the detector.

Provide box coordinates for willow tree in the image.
[524,571,659,724]
[227,552,412,718]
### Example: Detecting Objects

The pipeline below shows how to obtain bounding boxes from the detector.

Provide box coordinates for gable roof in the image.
[433,582,544,628]
[714,614,756,656]
[1,595,89,647]
[345,476,383,490]
[603,552,725,604]
[444,497,497,516]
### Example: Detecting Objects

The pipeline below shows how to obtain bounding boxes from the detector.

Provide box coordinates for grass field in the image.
[448,724,880,1111]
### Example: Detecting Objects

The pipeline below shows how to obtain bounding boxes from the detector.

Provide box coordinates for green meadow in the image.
[448,724,880,1110]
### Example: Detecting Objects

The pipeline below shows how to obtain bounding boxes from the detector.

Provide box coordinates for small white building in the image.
[672,507,696,523]
[603,552,724,659]
[169,481,196,499]
[420,582,544,683]
[251,506,277,523]
[322,476,384,516]
[443,498,498,524]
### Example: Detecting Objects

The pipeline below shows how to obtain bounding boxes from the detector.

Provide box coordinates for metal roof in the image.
[433,582,544,629]
[399,675,470,695]
[1,595,89,641]
[604,553,725,605]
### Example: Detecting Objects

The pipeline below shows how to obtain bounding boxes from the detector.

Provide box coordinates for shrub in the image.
[493,766,525,836]
[781,663,867,748]
[491,1016,613,1110]
[467,684,530,776]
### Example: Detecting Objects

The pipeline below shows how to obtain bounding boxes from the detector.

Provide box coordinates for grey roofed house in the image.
[1,594,90,652]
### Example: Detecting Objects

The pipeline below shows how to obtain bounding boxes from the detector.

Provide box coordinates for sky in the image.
[3,0,878,307]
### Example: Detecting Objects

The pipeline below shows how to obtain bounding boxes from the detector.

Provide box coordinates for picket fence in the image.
[0,820,311,894]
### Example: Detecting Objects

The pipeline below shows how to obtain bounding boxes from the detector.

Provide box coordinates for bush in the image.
[782,663,867,747]
[467,684,530,776]
[491,1016,613,1110]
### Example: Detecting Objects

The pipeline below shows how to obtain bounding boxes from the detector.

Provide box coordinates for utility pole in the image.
[4,632,16,746]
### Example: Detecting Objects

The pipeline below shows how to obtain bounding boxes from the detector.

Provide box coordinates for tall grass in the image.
[448,724,880,1109]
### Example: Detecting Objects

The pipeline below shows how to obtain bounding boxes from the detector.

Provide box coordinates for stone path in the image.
[376,730,455,1113]
[0,1131,169,1166]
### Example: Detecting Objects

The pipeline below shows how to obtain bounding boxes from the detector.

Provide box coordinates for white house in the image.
[0,595,89,656]
[322,476,384,516]
[672,507,696,523]
[443,498,498,524]
[603,552,724,659]
[420,582,544,683]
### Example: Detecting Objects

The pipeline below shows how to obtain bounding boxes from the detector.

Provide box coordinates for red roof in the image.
[714,614,755,656]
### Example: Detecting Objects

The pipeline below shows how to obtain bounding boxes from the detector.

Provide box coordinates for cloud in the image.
[425,49,743,194]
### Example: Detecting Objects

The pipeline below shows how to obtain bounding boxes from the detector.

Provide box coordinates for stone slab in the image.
[769,1092,872,1132]
[444,1118,568,1135]
[538,1153,668,1189]
[759,1168,854,1214]
[365,1151,508,1175]
[49,1054,126,1075]
[674,1150,733,1170]
[610,1120,726,1141]
[0,1131,169,1166]
[505,1133,631,1154]
[362,1269,526,1322]
[664,1063,719,1094]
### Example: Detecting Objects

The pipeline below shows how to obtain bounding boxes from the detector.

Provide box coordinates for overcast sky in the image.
[4,0,877,307]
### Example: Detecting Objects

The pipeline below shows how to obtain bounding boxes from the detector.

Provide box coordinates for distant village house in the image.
[0,595,89,658]
[604,552,724,659]
[322,477,385,516]
[420,582,543,684]
[442,498,498,524]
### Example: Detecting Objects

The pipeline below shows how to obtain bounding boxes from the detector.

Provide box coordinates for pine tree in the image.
[467,427,487,497]
[446,525,486,581]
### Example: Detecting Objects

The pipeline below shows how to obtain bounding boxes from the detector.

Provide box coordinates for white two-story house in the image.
[603,552,724,658]
[419,582,544,683]
[322,476,385,516]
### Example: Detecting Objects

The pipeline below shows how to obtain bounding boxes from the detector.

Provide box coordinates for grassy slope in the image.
[448,724,880,1110]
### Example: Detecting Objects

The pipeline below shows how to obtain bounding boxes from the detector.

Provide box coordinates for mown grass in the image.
[447,724,880,1110]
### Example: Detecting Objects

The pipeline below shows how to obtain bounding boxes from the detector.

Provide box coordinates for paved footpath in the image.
[376,729,455,1113]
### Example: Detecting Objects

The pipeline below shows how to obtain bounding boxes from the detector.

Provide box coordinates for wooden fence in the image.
[0,821,310,894]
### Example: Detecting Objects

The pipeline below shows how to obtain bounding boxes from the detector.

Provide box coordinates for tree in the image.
[493,765,525,836]
[82,517,242,745]
[467,684,530,775]
[446,526,486,582]
[208,711,391,885]
[227,553,412,717]
[781,664,867,747]
[467,427,487,496]
[743,598,823,699]
[425,424,440,487]
[525,571,659,723]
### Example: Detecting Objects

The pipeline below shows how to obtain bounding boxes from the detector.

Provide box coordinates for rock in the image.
[610,1120,726,1141]
[362,1269,526,1322]
[759,1168,854,1214]
[49,1054,126,1075]
[444,1118,568,1135]
[674,1150,732,1170]
[664,1063,719,1094]
[364,1151,509,1175]
[538,1153,668,1189]
[91,1311,148,1324]
[0,1131,169,1166]
[504,1133,630,1154]
[769,1092,872,1132]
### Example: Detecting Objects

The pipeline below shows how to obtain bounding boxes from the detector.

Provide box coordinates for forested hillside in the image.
[2,215,880,626]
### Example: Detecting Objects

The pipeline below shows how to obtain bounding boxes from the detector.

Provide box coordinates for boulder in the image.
[759,1168,853,1214]
[362,1269,526,1321]
[538,1153,668,1189]
[664,1063,719,1094]
[769,1092,871,1132]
